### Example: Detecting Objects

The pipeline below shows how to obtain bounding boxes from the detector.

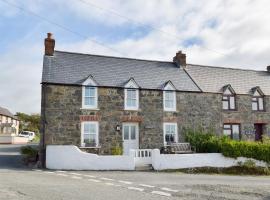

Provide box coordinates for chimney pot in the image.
[44,33,55,56]
[173,50,186,68]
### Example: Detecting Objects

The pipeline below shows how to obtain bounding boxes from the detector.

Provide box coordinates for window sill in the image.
[80,108,100,111]
[124,109,141,112]
[222,109,238,112]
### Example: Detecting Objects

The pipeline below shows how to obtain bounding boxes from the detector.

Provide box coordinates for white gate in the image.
[133,149,152,167]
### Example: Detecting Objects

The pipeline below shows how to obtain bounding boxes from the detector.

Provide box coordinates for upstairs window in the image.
[124,78,139,110]
[252,88,264,111]
[83,86,98,109]
[82,75,98,109]
[163,81,176,111]
[163,123,178,145]
[222,85,236,110]
[223,124,240,140]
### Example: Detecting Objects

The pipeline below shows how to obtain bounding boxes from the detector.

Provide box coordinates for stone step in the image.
[135,164,152,171]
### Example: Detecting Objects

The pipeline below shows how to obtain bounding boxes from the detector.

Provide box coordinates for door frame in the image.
[122,122,139,155]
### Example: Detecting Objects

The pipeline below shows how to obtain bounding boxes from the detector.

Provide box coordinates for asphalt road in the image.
[0,145,270,200]
[0,144,26,169]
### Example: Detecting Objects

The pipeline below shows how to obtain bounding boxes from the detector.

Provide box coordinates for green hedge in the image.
[185,130,270,164]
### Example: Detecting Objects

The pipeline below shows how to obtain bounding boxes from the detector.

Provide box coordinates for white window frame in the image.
[163,122,178,145]
[82,86,98,109]
[81,121,99,147]
[163,82,176,111]
[82,76,98,109]
[124,79,139,110]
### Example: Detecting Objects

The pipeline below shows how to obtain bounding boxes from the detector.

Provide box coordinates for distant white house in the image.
[0,106,26,144]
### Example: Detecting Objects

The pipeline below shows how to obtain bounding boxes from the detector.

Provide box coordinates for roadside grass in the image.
[162,166,270,176]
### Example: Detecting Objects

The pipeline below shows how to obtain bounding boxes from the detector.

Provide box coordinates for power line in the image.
[77,0,229,57]
[0,0,125,56]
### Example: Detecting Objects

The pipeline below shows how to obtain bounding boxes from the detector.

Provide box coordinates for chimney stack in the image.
[173,51,186,68]
[44,33,55,56]
[267,66,270,72]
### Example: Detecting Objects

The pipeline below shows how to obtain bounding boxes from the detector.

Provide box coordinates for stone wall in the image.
[41,84,270,155]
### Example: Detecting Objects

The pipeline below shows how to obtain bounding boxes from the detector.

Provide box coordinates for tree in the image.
[16,112,40,134]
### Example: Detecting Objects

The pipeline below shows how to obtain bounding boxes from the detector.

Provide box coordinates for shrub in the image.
[184,129,270,164]
[111,145,123,155]
[21,145,39,163]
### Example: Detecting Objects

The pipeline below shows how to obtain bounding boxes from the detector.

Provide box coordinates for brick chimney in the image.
[44,33,55,56]
[173,51,186,68]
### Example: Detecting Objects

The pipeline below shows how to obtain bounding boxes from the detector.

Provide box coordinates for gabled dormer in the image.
[124,78,139,110]
[251,86,265,111]
[163,81,177,111]
[82,75,98,109]
[222,84,236,110]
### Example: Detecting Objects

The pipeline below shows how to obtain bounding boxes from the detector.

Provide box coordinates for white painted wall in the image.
[151,149,267,170]
[0,136,28,144]
[46,145,135,170]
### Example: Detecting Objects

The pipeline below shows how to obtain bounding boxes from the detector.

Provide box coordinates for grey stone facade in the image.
[41,83,270,155]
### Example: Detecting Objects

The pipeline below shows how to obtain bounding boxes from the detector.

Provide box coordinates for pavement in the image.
[0,144,270,200]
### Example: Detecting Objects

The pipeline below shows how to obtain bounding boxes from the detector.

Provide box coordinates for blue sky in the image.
[0,0,270,114]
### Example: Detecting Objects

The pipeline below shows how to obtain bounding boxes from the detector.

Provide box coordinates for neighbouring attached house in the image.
[40,33,270,161]
[0,106,21,144]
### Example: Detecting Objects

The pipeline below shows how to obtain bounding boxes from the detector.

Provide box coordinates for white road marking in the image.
[70,176,82,179]
[55,170,66,173]
[33,169,42,172]
[161,187,179,193]
[139,184,155,188]
[100,177,114,181]
[151,191,172,197]
[88,179,101,183]
[56,173,68,177]
[44,171,55,174]
[118,180,133,185]
[83,175,96,178]
[105,182,115,186]
[128,187,144,192]
[69,172,81,176]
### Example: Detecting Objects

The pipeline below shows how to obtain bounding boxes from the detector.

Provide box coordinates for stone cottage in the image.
[40,33,270,159]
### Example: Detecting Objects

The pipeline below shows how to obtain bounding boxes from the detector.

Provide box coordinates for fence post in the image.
[151,149,160,170]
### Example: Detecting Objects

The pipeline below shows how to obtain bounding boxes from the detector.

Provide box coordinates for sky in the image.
[0,0,270,114]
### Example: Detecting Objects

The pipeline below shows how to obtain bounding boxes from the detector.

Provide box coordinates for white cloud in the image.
[1,0,270,114]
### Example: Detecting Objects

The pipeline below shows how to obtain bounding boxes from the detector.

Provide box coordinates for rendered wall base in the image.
[0,136,28,144]
[151,149,267,170]
[46,145,135,170]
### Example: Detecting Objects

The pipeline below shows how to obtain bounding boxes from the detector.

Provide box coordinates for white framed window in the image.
[163,81,176,111]
[163,123,178,145]
[124,78,139,110]
[81,121,99,147]
[82,86,98,109]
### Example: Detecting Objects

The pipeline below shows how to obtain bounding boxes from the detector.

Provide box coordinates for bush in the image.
[21,145,39,162]
[111,145,123,155]
[184,129,270,164]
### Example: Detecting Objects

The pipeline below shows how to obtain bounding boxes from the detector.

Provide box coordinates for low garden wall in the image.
[0,135,28,144]
[151,149,267,170]
[46,145,135,170]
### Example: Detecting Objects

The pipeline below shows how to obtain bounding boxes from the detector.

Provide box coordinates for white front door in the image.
[122,123,139,155]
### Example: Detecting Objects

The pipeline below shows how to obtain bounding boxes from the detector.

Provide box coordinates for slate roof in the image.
[42,51,201,92]
[185,64,270,95]
[0,106,15,119]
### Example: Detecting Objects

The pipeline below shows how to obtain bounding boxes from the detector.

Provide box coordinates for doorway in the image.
[254,124,263,141]
[122,123,139,155]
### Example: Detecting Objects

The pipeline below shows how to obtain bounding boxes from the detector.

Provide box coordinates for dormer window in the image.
[124,78,139,110]
[222,85,236,110]
[163,81,176,111]
[252,87,264,111]
[82,75,98,109]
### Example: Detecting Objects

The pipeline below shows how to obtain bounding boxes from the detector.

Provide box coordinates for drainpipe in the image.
[40,84,47,168]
